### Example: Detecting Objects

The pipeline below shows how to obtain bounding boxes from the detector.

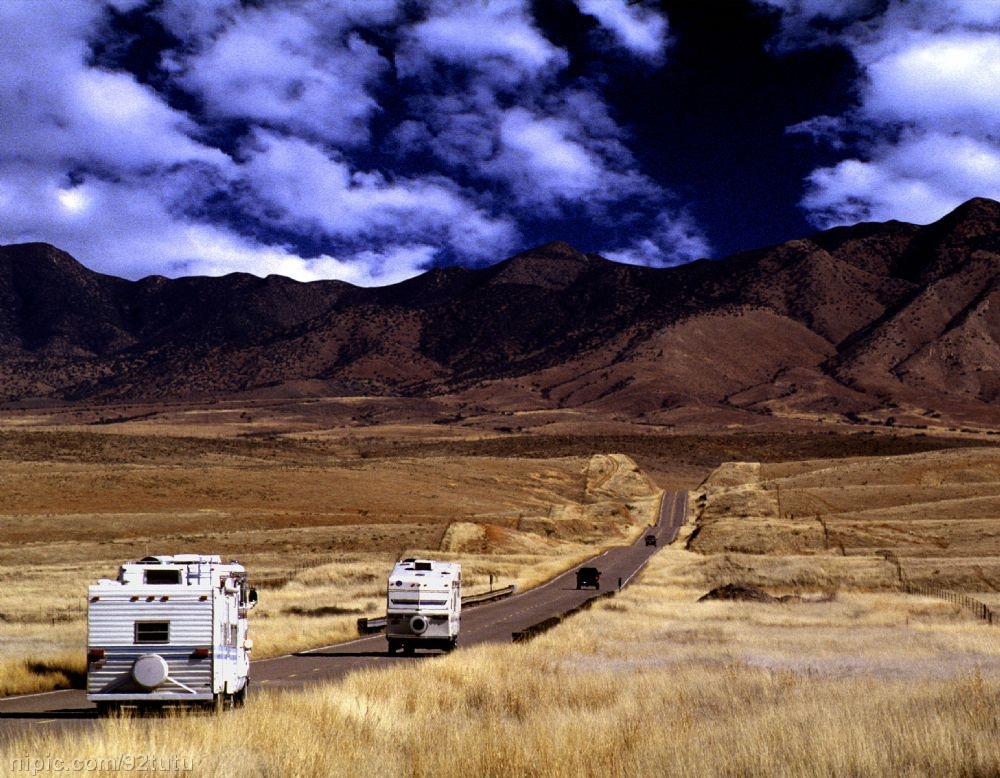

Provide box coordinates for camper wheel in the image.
[234,680,249,707]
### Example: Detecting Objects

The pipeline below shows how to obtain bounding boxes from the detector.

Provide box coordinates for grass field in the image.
[690,447,1000,593]
[2,407,999,776]
[0,425,658,696]
[6,518,1000,777]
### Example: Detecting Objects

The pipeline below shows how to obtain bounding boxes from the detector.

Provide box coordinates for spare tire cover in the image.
[132,653,169,689]
[409,614,428,634]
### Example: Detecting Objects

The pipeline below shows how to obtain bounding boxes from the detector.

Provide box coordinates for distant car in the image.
[576,567,601,590]
[645,534,657,546]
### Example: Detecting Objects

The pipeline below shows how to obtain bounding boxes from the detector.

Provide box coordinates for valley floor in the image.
[2,411,999,776]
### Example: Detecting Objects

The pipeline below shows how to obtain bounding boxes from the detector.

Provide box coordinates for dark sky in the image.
[546,0,864,257]
[1,0,997,285]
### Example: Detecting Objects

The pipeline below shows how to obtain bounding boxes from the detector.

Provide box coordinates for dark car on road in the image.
[645,534,657,546]
[576,566,601,590]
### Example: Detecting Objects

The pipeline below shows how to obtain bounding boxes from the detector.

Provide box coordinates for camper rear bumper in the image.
[88,690,216,703]
[386,612,456,639]
[87,646,218,703]
[385,611,459,652]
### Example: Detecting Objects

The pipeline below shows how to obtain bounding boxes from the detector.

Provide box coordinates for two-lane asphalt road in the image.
[0,491,687,735]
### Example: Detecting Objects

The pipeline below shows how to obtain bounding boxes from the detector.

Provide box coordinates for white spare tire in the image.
[409,614,428,635]
[132,653,169,689]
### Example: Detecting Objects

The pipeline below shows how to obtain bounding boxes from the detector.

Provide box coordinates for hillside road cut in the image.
[0,490,686,736]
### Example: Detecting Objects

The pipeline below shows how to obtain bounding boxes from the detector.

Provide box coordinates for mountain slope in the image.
[0,199,997,427]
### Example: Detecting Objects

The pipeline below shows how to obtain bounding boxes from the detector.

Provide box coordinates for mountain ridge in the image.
[1,198,998,428]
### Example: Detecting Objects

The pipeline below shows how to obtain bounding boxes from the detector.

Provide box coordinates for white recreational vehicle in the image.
[87,554,257,713]
[385,558,461,653]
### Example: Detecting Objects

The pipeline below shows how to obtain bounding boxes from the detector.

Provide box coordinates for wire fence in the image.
[877,549,997,626]
[904,583,996,625]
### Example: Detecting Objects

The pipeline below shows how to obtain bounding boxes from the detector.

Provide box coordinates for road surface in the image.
[0,490,686,738]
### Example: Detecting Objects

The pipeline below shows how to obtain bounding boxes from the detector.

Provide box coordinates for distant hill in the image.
[1,198,997,429]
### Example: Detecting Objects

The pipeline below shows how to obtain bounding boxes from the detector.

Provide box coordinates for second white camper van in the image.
[385,558,461,653]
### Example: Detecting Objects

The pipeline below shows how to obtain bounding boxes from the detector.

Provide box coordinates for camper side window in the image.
[134,621,170,644]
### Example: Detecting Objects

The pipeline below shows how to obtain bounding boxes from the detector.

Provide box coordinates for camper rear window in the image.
[134,621,170,644]
[144,569,181,584]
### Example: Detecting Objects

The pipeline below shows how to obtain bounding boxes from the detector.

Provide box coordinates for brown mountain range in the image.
[1,197,998,430]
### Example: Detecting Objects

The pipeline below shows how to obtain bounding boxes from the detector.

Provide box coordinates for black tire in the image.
[234,680,249,707]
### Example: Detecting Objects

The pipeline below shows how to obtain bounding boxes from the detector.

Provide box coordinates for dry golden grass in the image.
[0,428,657,694]
[690,447,1000,590]
[0,647,86,698]
[4,413,1000,775]
[8,539,1000,777]
[0,564,91,696]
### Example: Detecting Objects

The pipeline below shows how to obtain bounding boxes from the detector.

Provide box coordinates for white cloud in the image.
[165,5,391,146]
[0,0,705,283]
[482,95,662,215]
[803,132,1000,227]
[863,33,1000,133]
[238,131,519,264]
[56,186,91,216]
[0,0,492,283]
[0,2,223,171]
[603,211,711,267]
[152,0,235,40]
[487,107,602,205]
[0,161,424,286]
[786,115,850,150]
[314,245,441,287]
[393,3,664,224]
[786,0,1000,230]
[951,0,1000,25]
[156,0,400,48]
[67,69,227,169]
[162,230,430,287]
[575,0,669,62]
[397,0,567,87]
[882,0,1000,28]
